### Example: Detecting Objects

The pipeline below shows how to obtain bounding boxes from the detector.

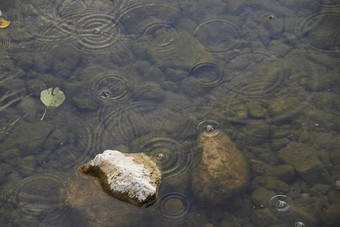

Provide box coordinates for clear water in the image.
[0,0,339,226]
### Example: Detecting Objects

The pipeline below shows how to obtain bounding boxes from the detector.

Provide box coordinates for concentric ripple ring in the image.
[194,19,241,53]
[131,136,193,181]
[155,192,196,223]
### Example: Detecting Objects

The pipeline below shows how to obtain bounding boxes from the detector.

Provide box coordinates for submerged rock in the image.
[278,142,331,185]
[192,131,248,203]
[79,150,161,206]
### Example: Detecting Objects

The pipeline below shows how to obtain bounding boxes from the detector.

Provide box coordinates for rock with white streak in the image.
[79,150,161,206]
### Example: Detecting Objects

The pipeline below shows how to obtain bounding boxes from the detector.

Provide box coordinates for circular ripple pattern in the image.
[88,105,150,154]
[224,52,284,96]
[2,174,68,224]
[155,192,196,224]
[0,34,11,56]
[194,19,241,53]
[269,195,293,214]
[209,51,318,124]
[131,136,193,181]
[312,0,340,8]
[195,119,221,137]
[139,22,178,51]
[296,12,340,52]
[72,12,121,53]
[118,3,182,51]
[189,62,224,87]
[92,74,129,102]
[7,3,58,41]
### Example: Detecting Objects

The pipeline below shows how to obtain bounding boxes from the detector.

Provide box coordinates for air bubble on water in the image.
[295,222,305,227]
[205,125,214,132]
[156,153,165,160]
[276,200,287,209]
[93,28,101,34]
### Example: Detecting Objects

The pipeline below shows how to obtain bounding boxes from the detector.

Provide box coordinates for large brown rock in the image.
[192,131,249,203]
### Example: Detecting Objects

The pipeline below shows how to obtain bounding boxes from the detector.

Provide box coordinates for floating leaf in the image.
[40,87,65,120]
[0,18,10,29]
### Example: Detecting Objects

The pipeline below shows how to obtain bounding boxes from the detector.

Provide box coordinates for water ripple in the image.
[118,3,183,51]
[194,19,241,53]
[189,61,225,87]
[131,136,193,182]
[92,74,130,102]
[195,119,221,137]
[295,11,340,52]
[207,51,318,124]
[269,194,293,214]
[71,11,121,53]
[224,52,284,96]
[1,174,69,225]
[153,192,197,224]
[0,33,11,56]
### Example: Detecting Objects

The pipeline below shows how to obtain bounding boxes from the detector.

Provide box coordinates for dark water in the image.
[0,0,339,226]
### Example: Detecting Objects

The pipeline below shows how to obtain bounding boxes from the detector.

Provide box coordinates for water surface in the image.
[0,0,339,226]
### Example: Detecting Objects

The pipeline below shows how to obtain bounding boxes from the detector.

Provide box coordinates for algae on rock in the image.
[148,31,214,69]
[192,130,248,203]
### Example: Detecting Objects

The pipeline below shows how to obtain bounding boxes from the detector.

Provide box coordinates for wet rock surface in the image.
[79,150,161,206]
[279,142,331,185]
[66,173,145,227]
[192,130,248,203]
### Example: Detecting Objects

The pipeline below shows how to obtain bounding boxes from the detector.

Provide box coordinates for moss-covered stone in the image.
[181,77,212,97]
[71,97,98,112]
[279,142,332,185]
[132,82,165,102]
[310,184,332,197]
[249,159,267,176]
[251,187,276,207]
[2,121,54,153]
[0,148,20,161]
[268,97,295,117]
[44,128,67,150]
[322,203,340,226]
[251,176,290,192]
[26,79,46,97]
[165,67,187,82]
[266,164,295,182]
[149,31,213,69]
[251,208,279,226]
[17,96,40,121]
[246,101,267,119]
[17,155,36,173]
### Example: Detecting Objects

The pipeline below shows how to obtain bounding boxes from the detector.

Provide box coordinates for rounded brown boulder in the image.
[192,130,249,203]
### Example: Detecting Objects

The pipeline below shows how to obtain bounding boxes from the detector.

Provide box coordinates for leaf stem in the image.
[41,108,47,120]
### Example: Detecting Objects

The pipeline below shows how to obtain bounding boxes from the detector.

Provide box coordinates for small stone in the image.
[249,159,267,176]
[79,150,161,206]
[336,180,340,190]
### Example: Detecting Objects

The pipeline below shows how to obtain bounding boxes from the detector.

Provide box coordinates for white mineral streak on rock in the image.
[91,150,154,202]
[80,150,161,206]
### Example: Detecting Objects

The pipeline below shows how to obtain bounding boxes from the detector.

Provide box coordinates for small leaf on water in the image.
[40,87,65,120]
[40,87,65,108]
[0,18,10,29]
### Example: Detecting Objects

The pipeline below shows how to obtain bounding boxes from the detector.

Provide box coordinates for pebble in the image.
[336,180,340,190]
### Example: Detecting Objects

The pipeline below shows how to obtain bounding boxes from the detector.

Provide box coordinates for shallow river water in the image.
[0,0,339,226]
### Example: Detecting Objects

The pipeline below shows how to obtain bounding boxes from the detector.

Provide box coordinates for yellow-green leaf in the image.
[0,18,10,29]
[40,87,65,108]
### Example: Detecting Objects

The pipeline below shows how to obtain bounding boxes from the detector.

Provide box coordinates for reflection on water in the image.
[0,0,339,226]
